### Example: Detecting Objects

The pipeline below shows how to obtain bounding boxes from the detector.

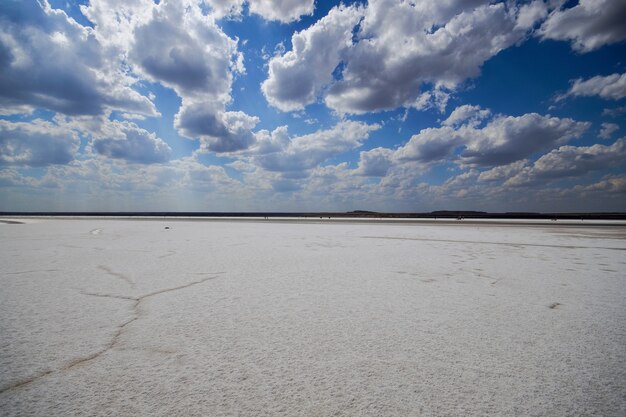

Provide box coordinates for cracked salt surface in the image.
[1,219,626,416]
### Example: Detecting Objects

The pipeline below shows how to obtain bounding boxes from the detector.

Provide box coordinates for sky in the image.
[1,0,625,213]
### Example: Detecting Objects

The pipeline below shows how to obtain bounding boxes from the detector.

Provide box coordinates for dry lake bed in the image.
[1,218,625,416]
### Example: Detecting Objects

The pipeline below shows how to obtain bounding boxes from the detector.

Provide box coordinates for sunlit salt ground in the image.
[1,218,625,416]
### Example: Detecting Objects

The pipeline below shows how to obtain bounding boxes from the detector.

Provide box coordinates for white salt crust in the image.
[1,219,625,416]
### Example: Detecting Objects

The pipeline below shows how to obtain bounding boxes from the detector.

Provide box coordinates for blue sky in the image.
[1,0,625,212]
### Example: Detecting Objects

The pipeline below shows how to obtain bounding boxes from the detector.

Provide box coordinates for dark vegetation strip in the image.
[2,210,626,220]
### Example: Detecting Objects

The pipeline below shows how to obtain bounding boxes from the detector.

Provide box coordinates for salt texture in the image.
[1,218,625,416]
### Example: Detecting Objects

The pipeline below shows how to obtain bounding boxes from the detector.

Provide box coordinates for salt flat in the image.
[1,218,625,416]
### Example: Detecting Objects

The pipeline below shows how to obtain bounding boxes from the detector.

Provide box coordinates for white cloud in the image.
[395,126,459,164]
[599,122,619,139]
[602,105,626,117]
[89,121,172,164]
[176,105,259,153]
[515,1,549,30]
[562,72,626,101]
[478,160,528,182]
[202,0,315,22]
[129,1,241,102]
[249,0,315,23]
[0,119,79,167]
[396,107,590,167]
[355,147,394,177]
[251,121,379,173]
[442,104,491,127]
[80,0,153,51]
[0,1,157,117]
[571,173,626,195]
[538,0,626,53]
[0,168,39,187]
[327,1,535,114]
[263,0,545,115]
[459,113,589,167]
[261,4,363,112]
[506,138,626,186]
[32,156,241,197]
[81,0,258,153]
[204,0,246,19]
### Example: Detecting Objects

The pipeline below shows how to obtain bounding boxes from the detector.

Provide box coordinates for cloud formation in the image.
[396,109,590,167]
[250,121,379,173]
[563,72,626,101]
[0,1,156,117]
[506,138,626,186]
[355,147,394,177]
[81,0,257,153]
[263,0,545,114]
[1,0,624,212]
[176,106,259,153]
[205,0,315,22]
[599,123,619,139]
[0,120,79,166]
[539,0,626,53]
[129,1,240,102]
[249,0,315,23]
[262,4,363,111]
[90,121,172,164]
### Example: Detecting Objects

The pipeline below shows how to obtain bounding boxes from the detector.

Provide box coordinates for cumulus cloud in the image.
[0,119,79,166]
[561,72,626,101]
[176,105,259,152]
[0,0,156,117]
[572,173,626,195]
[326,1,534,114]
[263,0,546,114]
[81,0,258,153]
[538,0,626,53]
[90,121,172,164]
[205,0,246,19]
[506,138,626,186]
[0,168,39,187]
[602,105,626,117]
[442,104,491,127]
[515,0,549,30]
[355,147,394,177]
[129,1,241,102]
[395,126,459,164]
[251,121,379,173]
[396,107,590,167]
[599,122,619,139]
[32,156,241,197]
[128,1,256,152]
[79,0,153,50]
[478,160,528,182]
[203,0,315,22]
[459,113,589,166]
[249,0,315,23]
[261,4,363,111]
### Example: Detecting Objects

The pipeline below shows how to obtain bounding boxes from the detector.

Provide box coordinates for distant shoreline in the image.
[1,211,626,221]
[2,215,626,228]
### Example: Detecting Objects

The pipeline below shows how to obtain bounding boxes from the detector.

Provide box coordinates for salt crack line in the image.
[98,265,135,288]
[2,269,59,276]
[81,292,137,301]
[68,273,223,369]
[0,272,223,395]
[0,371,54,394]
